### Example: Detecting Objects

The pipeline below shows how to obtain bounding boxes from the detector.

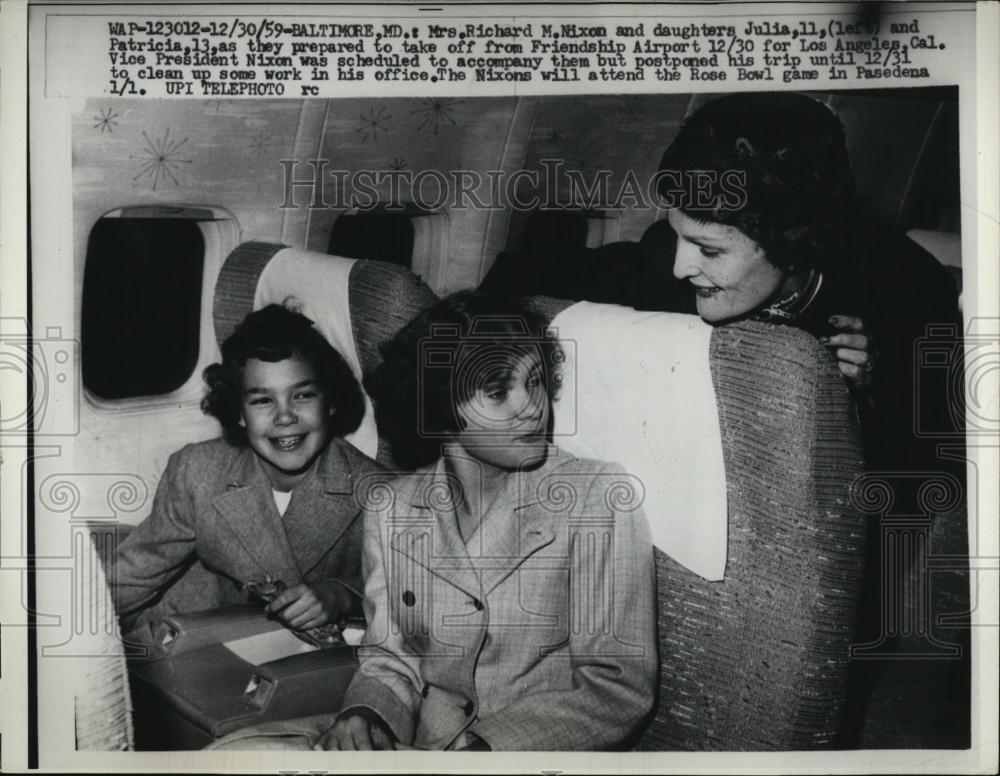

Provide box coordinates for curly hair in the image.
[202,304,365,446]
[657,92,855,272]
[365,291,562,470]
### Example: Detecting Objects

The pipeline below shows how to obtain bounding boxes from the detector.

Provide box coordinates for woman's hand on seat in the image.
[314,709,396,750]
[266,582,350,630]
[820,315,876,390]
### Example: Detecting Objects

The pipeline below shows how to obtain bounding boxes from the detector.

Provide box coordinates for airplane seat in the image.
[529,296,867,750]
[75,528,135,751]
[213,241,439,467]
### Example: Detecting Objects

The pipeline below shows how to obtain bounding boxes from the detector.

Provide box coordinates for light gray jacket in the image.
[112,437,385,637]
[341,449,657,750]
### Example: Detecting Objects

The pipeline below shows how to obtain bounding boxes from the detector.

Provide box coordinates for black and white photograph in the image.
[1,1,997,772]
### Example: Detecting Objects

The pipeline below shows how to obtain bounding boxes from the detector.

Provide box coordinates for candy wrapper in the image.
[242,576,344,648]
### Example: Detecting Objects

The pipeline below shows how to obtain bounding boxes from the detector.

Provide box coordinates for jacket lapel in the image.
[473,467,557,597]
[390,458,562,599]
[281,441,361,576]
[210,448,301,584]
[389,463,483,600]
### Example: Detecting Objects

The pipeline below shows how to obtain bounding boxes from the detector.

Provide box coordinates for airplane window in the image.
[328,212,415,268]
[82,217,204,399]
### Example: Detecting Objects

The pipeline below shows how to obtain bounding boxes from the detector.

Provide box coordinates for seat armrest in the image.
[237,647,359,732]
[128,635,359,744]
[130,604,285,661]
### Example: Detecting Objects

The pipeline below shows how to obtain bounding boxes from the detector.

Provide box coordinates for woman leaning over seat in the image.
[657,92,961,472]
[319,290,657,751]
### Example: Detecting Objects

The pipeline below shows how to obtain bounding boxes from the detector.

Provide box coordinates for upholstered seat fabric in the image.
[529,297,866,749]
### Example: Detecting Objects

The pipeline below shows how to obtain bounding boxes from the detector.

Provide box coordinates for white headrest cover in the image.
[552,302,728,581]
[253,248,378,459]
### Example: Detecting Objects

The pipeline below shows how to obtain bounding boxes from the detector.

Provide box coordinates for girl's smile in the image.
[240,357,333,491]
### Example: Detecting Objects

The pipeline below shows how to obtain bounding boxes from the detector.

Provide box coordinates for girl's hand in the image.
[314,710,396,750]
[266,581,350,630]
[820,315,877,390]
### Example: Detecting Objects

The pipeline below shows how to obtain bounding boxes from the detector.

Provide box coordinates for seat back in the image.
[213,242,438,467]
[77,529,135,750]
[529,296,867,750]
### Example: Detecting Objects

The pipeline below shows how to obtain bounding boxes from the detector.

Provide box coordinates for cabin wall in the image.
[70,99,304,502]
[296,95,524,293]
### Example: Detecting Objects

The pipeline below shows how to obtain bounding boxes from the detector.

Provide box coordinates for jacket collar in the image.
[754,269,824,323]
[221,437,356,495]
[393,448,563,597]
[212,440,361,582]
[405,446,562,510]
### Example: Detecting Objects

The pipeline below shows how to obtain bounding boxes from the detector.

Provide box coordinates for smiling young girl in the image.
[319,291,657,751]
[112,304,385,641]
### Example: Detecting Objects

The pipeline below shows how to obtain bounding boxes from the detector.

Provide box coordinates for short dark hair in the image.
[202,304,365,446]
[365,291,561,469]
[657,92,855,272]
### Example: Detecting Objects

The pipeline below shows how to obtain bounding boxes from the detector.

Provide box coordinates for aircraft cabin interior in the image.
[34,86,970,754]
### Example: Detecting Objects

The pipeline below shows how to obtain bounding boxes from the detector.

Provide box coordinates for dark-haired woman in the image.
[659,93,966,747]
[657,92,961,471]
[318,291,657,751]
[112,304,385,641]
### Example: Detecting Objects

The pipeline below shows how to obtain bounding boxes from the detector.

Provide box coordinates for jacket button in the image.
[421,685,430,698]
[402,591,416,607]
[462,700,474,716]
